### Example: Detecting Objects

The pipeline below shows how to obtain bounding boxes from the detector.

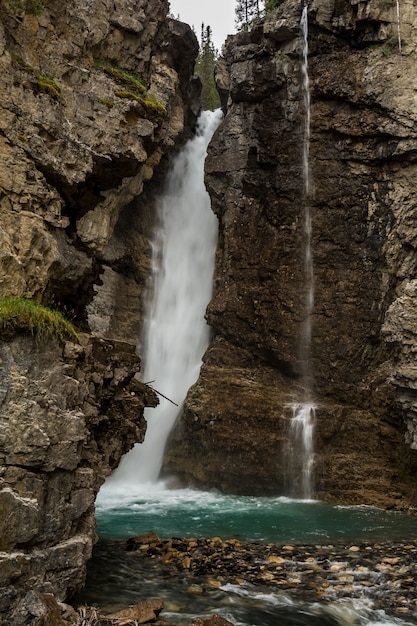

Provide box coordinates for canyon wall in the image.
[0,0,199,620]
[0,333,157,622]
[2,0,417,618]
[164,0,417,507]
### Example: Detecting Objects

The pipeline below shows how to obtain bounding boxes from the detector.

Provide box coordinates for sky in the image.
[169,0,236,52]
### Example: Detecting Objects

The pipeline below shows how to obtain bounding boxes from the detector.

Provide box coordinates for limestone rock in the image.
[0,333,158,619]
[0,0,199,616]
[103,598,164,623]
[190,616,234,626]
[0,0,200,330]
[164,0,417,504]
[382,280,417,449]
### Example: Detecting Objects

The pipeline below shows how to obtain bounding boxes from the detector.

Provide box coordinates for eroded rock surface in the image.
[164,0,417,505]
[0,0,200,339]
[0,333,157,621]
[0,0,199,620]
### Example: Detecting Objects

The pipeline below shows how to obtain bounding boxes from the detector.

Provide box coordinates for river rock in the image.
[125,534,417,619]
[102,598,164,623]
[189,616,234,626]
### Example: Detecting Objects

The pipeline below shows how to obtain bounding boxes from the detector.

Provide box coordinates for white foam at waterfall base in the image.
[102,108,222,489]
[289,402,316,499]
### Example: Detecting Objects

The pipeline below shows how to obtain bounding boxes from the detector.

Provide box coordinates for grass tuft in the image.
[95,59,166,117]
[11,58,62,100]
[0,298,78,342]
[98,96,114,108]
[94,59,147,94]
[3,0,48,15]
[35,71,61,99]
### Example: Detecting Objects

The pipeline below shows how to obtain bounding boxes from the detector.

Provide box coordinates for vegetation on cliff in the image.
[94,59,167,116]
[195,25,220,111]
[0,298,78,342]
[235,0,283,30]
[2,0,47,15]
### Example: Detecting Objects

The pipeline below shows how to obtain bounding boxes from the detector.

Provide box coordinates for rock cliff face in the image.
[2,0,417,617]
[0,0,199,620]
[0,0,200,339]
[164,0,417,506]
[0,333,157,621]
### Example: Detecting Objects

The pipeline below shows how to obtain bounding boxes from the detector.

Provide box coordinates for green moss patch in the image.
[3,0,48,15]
[11,57,62,100]
[35,71,61,99]
[95,59,166,116]
[98,96,114,108]
[0,298,78,342]
[94,60,147,94]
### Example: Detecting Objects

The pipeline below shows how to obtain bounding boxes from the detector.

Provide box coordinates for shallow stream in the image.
[76,484,417,626]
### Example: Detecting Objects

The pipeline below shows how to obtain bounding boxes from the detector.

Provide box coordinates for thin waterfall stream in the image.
[395,0,402,56]
[288,4,316,499]
[300,2,313,377]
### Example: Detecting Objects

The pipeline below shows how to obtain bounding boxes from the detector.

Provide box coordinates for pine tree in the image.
[265,0,282,10]
[235,0,263,31]
[195,24,220,111]
[235,0,283,31]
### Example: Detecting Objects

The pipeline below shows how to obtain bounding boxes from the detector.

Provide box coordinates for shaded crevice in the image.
[34,154,142,225]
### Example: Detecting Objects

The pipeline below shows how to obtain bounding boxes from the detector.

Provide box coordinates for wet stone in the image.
[125,535,417,621]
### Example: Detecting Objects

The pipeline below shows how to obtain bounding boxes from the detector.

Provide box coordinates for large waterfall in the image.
[106,109,222,488]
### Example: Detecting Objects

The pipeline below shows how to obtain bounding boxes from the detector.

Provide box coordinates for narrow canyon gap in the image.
[100,109,223,495]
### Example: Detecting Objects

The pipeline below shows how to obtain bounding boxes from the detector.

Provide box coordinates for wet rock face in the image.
[164,0,417,502]
[0,333,157,619]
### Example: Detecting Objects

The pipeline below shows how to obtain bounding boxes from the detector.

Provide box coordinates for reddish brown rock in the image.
[103,598,164,624]
[189,616,234,626]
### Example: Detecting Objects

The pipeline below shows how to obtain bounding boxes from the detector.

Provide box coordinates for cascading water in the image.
[81,21,417,626]
[300,2,313,384]
[395,0,402,57]
[287,402,315,499]
[288,4,316,499]
[104,108,222,488]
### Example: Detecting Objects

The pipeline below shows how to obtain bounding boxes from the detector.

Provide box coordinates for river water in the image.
[77,487,417,625]
[95,483,416,544]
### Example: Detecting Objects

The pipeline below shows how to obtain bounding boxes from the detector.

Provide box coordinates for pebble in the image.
[267,555,286,564]
[206,579,222,588]
[126,535,417,620]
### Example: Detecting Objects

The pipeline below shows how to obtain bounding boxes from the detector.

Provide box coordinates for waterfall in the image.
[287,5,315,499]
[300,3,313,388]
[288,402,315,499]
[107,109,222,487]
[395,0,402,57]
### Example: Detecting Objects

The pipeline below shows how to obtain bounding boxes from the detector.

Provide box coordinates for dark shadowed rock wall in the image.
[164,0,417,507]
